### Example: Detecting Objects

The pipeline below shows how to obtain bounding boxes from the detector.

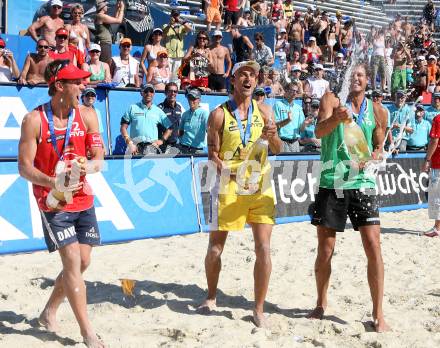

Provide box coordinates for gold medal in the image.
[239,147,249,160]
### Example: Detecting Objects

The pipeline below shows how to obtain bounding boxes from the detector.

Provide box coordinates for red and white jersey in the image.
[33,103,94,212]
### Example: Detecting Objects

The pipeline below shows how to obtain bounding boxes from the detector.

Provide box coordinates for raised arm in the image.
[315,92,350,138]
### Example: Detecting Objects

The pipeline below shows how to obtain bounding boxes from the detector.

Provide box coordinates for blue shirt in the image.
[424,105,440,124]
[407,118,431,147]
[300,118,317,139]
[274,99,305,140]
[179,107,209,149]
[121,102,171,142]
[387,104,415,141]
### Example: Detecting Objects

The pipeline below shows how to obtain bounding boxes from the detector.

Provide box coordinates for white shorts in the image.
[428,169,440,220]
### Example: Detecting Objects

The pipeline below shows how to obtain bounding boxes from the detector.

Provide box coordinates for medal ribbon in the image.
[347,97,367,126]
[46,102,74,160]
[229,99,253,148]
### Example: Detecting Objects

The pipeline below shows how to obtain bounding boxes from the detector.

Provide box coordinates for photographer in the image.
[163,9,193,89]
[0,38,20,82]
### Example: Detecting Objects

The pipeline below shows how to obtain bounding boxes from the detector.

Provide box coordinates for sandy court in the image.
[1,209,440,347]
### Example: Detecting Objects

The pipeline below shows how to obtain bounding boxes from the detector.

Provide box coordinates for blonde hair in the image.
[71,4,84,14]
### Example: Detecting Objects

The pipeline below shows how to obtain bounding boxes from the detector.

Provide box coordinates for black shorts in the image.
[311,188,380,232]
[40,207,101,252]
[208,73,226,91]
[224,10,240,25]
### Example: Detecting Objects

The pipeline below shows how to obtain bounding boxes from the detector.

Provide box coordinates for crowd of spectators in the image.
[2,0,440,154]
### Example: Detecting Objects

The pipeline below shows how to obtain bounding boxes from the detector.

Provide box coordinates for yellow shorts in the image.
[209,193,275,231]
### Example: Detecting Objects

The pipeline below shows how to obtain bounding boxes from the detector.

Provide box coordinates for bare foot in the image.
[253,309,270,328]
[38,309,59,333]
[307,306,325,320]
[196,298,216,314]
[83,333,106,348]
[373,317,391,333]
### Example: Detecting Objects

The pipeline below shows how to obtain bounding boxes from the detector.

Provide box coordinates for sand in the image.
[1,209,440,348]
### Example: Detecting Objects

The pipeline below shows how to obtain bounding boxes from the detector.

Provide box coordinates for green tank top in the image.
[89,62,105,81]
[319,98,376,189]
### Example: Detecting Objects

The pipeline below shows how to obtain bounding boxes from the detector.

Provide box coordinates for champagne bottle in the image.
[46,157,85,209]
[343,118,371,163]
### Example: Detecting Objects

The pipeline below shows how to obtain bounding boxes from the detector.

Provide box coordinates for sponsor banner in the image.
[0,85,109,157]
[195,154,429,228]
[0,156,199,255]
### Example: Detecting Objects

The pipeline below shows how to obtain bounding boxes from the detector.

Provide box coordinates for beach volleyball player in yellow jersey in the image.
[197,61,282,328]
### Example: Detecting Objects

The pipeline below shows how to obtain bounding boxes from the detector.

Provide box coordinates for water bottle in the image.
[343,118,371,163]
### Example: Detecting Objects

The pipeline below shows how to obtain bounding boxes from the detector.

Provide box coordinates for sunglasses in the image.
[56,35,68,40]
[73,12,83,16]
[0,45,5,49]
[52,5,62,9]
[90,50,100,53]
[38,45,49,49]
[85,93,96,98]
[312,105,320,108]
[198,37,208,40]
[121,44,131,48]
[255,92,265,96]
[289,89,299,93]
[143,89,155,93]
[167,89,178,94]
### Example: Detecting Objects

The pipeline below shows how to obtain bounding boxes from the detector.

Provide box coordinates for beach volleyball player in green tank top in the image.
[308,62,391,332]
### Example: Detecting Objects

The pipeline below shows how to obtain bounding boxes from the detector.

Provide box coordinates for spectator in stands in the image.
[287,50,301,73]
[48,28,81,66]
[326,17,338,63]
[94,0,125,64]
[163,10,193,88]
[81,87,105,140]
[316,11,329,56]
[253,32,274,68]
[304,64,330,99]
[371,28,386,92]
[300,98,320,152]
[391,41,411,93]
[340,20,354,57]
[389,90,414,152]
[384,38,394,92]
[424,0,436,32]
[208,31,232,93]
[120,83,173,155]
[140,28,166,78]
[110,38,140,88]
[414,55,428,95]
[275,28,289,72]
[299,51,309,71]
[267,68,284,96]
[407,104,430,151]
[0,39,19,83]
[427,55,438,92]
[289,65,304,96]
[425,92,440,123]
[183,31,212,90]
[18,39,52,85]
[252,0,269,26]
[178,88,209,154]
[146,50,171,91]
[224,0,241,31]
[157,82,183,154]
[65,4,90,55]
[283,0,294,21]
[205,0,223,32]
[231,26,253,63]
[305,37,322,63]
[253,87,266,105]
[81,43,111,85]
[302,94,312,119]
[304,6,315,41]
[236,9,254,27]
[274,81,305,152]
[287,11,304,57]
[28,0,64,48]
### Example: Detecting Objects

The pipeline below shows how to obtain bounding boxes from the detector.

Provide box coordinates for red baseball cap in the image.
[0,38,5,47]
[55,28,69,37]
[295,11,301,17]
[48,63,91,85]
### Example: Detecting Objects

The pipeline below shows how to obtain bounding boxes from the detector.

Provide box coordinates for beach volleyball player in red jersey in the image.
[18,59,106,347]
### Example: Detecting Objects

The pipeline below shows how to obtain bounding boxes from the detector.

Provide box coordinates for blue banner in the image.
[0,84,109,157]
[0,156,199,254]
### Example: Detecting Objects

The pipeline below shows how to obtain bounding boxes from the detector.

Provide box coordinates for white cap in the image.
[314,63,324,70]
[213,30,222,37]
[231,60,260,76]
[50,0,63,6]
[279,27,287,33]
[152,27,163,34]
[291,64,302,71]
[309,36,316,41]
[336,52,344,58]
[417,55,426,61]
[429,55,437,60]
[89,43,101,52]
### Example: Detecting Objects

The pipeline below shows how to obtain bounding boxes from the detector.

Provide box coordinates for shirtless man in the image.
[208,31,232,92]
[198,60,282,327]
[252,0,269,26]
[28,0,64,47]
[19,39,53,85]
[308,62,390,333]
[288,11,304,57]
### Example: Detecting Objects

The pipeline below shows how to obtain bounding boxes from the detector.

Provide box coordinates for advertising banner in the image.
[0,84,109,157]
[0,156,199,255]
